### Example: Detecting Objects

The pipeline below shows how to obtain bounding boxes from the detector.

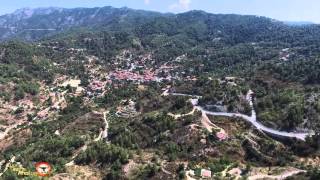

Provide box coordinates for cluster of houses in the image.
[187,168,212,179]
[187,166,242,179]
[116,51,152,67]
[115,100,139,118]
[61,79,84,95]
[88,80,107,92]
[279,48,291,61]
[109,69,157,83]
[111,51,183,82]
[80,51,185,94]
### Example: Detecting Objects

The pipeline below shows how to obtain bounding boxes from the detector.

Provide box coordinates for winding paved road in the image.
[165,89,313,141]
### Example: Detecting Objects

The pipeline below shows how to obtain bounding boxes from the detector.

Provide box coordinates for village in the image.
[0,40,317,180]
[0,47,190,139]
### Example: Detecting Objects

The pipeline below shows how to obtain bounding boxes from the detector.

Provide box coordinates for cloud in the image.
[144,0,150,5]
[169,0,191,11]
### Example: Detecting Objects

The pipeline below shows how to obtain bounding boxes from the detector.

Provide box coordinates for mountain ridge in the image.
[1,6,318,42]
[0,6,166,41]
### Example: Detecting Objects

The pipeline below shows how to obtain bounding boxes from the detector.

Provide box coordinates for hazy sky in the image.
[0,0,319,23]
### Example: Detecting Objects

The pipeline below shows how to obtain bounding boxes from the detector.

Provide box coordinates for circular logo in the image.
[35,162,52,177]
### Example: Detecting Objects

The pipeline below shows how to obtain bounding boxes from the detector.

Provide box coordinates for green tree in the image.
[14,87,25,100]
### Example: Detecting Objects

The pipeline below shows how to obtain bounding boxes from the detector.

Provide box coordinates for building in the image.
[201,169,212,178]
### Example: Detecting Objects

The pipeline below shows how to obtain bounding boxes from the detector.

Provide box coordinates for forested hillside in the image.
[0,6,320,180]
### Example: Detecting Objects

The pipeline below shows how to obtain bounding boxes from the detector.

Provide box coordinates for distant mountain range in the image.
[0,6,165,41]
[0,6,319,42]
